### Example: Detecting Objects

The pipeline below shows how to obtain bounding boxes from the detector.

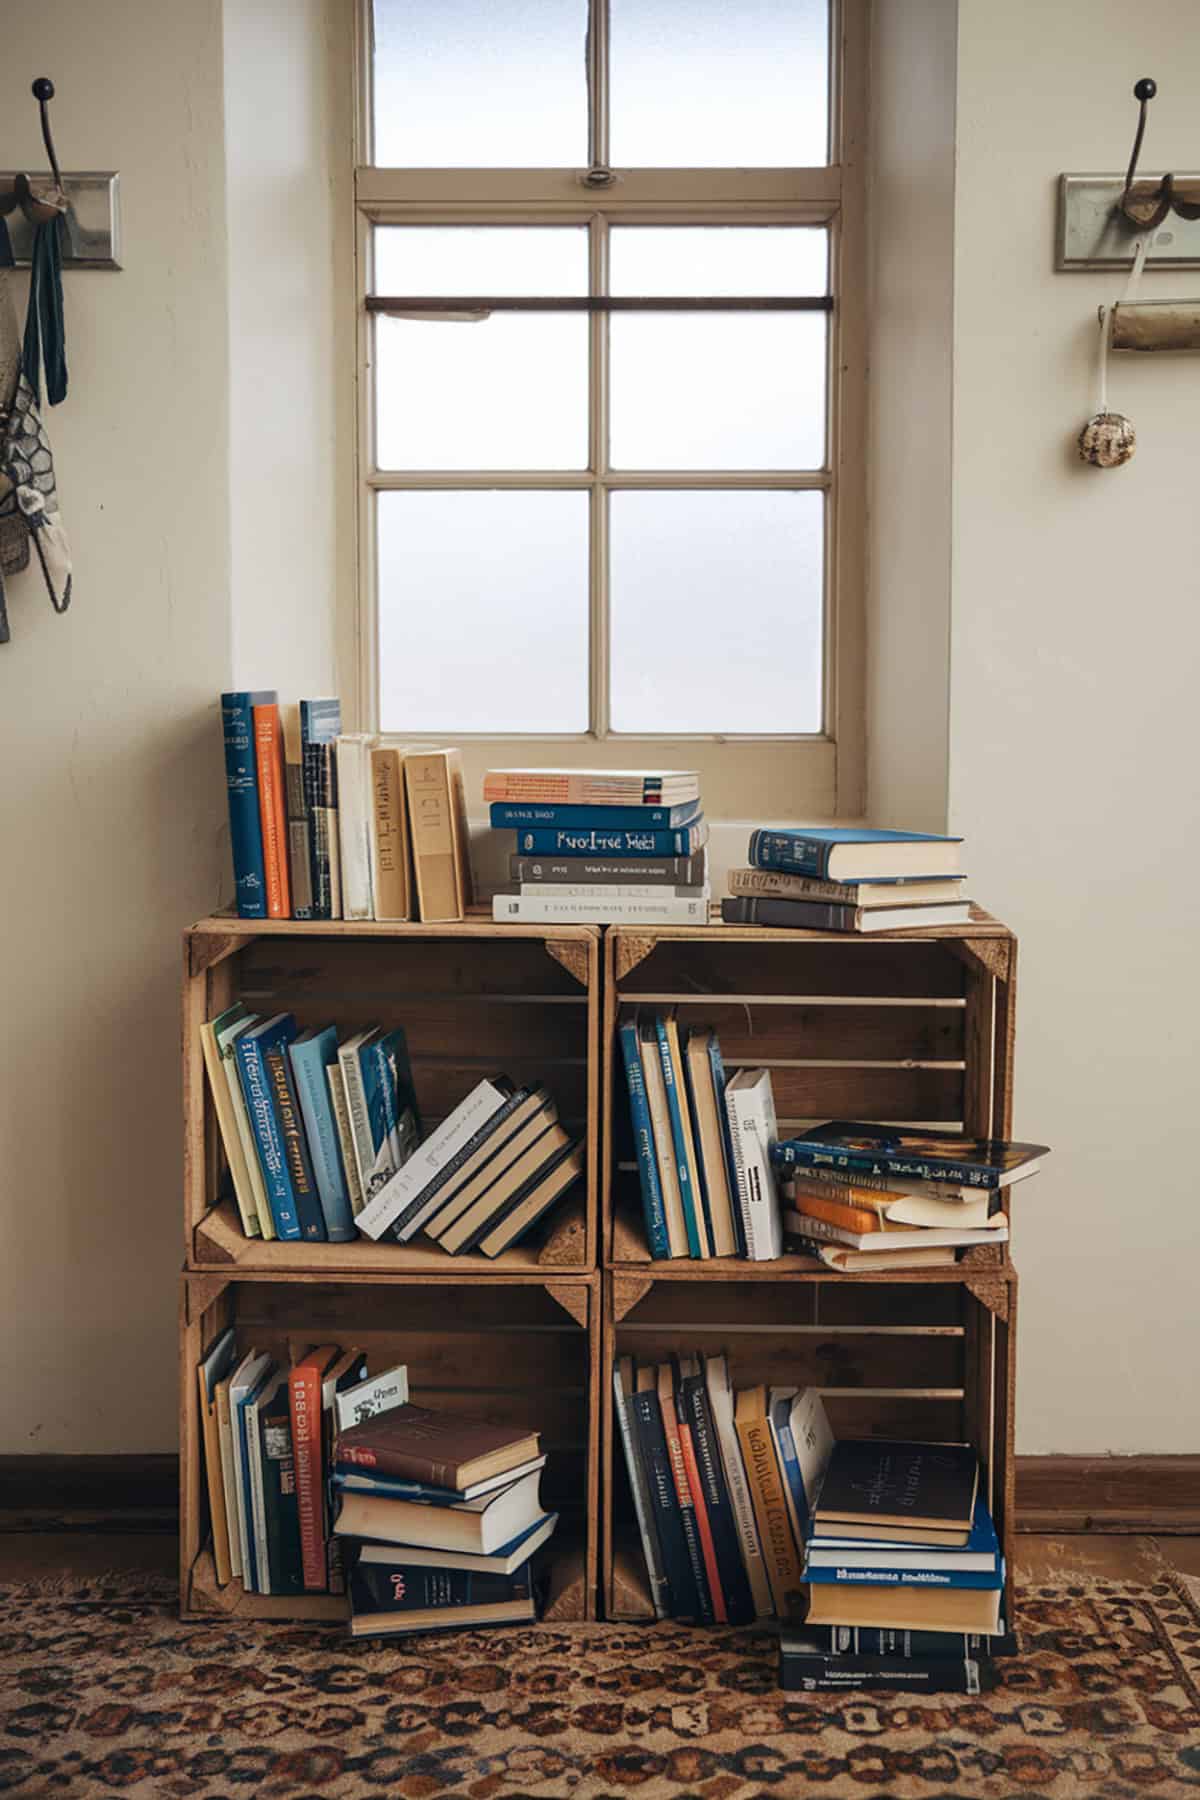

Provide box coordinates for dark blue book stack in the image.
[485,767,710,925]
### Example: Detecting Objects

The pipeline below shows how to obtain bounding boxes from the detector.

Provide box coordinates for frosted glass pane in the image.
[374,229,588,470]
[372,0,588,167]
[611,0,829,167]
[377,492,589,733]
[375,227,588,298]
[610,228,827,469]
[610,491,823,733]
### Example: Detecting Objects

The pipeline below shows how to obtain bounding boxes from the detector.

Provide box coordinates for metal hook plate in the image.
[1057,172,1200,270]
[0,172,121,268]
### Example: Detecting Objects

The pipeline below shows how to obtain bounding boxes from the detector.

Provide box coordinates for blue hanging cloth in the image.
[21,213,67,406]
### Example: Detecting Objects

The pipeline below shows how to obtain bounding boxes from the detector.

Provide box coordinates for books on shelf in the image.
[617,1008,782,1263]
[195,1336,557,1637]
[747,826,964,882]
[726,823,972,934]
[771,1124,1051,1190]
[201,1017,581,1259]
[484,768,700,806]
[217,693,470,923]
[722,895,972,933]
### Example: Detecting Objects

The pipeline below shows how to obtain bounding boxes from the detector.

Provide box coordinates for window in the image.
[355,1,866,817]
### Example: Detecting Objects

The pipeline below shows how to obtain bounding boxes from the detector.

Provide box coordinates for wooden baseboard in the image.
[3,1453,1197,1536]
[1015,1455,1200,1534]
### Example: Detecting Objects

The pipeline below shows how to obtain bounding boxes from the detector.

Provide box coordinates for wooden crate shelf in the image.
[602,916,1016,1271]
[184,917,600,1275]
[602,1267,1017,1624]
[180,1268,600,1623]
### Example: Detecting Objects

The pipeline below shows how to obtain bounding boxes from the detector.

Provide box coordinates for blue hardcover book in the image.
[514,820,708,858]
[747,826,962,882]
[220,691,276,919]
[617,1014,671,1260]
[804,1561,1006,1590]
[770,1124,1049,1190]
[235,1013,303,1239]
[770,1391,812,1543]
[704,1033,746,1257]
[361,1028,421,1189]
[491,800,702,831]
[288,1027,355,1242]
[653,1017,706,1259]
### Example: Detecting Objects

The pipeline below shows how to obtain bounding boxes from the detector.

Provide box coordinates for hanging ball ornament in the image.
[1078,410,1136,468]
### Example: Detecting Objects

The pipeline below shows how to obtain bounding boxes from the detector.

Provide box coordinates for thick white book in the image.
[493,893,708,925]
[355,1077,511,1240]
[336,734,376,921]
[337,1028,382,1202]
[516,884,710,901]
[725,1069,783,1260]
[703,1352,773,1618]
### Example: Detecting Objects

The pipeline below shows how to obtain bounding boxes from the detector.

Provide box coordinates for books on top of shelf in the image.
[495,891,708,925]
[484,768,700,806]
[722,895,972,934]
[491,800,703,831]
[785,1210,1010,1254]
[218,693,471,924]
[511,853,706,887]
[771,1124,1051,1190]
[729,867,967,908]
[748,826,964,882]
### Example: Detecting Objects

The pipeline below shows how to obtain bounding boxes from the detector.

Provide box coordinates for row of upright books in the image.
[201,1005,582,1256]
[723,825,971,933]
[487,767,710,925]
[221,693,472,923]
[197,1334,555,1637]
[614,1354,1012,1693]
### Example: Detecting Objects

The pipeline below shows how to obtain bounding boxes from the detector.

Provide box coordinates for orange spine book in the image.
[288,1345,337,1590]
[675,1403,728,1623]
[253,703,291,919]
[788,1187,895,1236]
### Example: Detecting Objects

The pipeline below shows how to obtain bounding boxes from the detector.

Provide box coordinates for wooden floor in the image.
[1,1526,1199,1585]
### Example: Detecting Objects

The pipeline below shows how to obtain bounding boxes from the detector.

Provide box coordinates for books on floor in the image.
[617,1007,782,1262]
[196,1336,557,1637]
[200,1016,582,1257]
[724,825,971,934]
[219,693,472,922]
[772,1122,1046,1272]
[486,767,710,925]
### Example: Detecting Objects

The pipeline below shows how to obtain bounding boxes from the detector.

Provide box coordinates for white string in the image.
[1097,234,1151,416]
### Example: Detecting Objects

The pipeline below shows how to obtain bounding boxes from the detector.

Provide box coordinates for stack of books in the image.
[771,1123,1049,1272]
[613,1356,833,1625]
[722,826,970,933]
[200,1005,582,1256]
[618,1009,783,1261]
[333,1404,556,1639]
[487,767,709,925]
[221,692,472,922]
[786,1436,1011,1693]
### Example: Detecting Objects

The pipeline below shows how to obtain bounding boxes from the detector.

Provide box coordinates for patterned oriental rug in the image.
[2,1574,1199,1799]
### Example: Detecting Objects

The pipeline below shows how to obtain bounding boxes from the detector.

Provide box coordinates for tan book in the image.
[405,749,471,921]
[199,1013,262,1239]
[434,1123,572,1254]
[661,1013,710,1256]
[197,1331,237,1587]
[682,1028,738,1257]
[734,1385,804,1619]
[727,866,966,908]
[806,1580,1003,1636]
[350,1591,537,1638]
[639,1023,689,1258]
[336,1403,539,1490]
[215,1375,241,1581]
[477,1142,585,1258]
[421,1093,559,1241]
[369,746,412,921]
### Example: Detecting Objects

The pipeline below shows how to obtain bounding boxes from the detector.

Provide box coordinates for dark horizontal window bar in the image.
[366,294,834,314]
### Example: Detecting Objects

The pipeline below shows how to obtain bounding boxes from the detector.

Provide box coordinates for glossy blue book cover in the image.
[617,1015,670,1259]
[491,800,702,831]
[748,826,961,880]
[288,1027,355,1242]
[653,1017,704,1259]
[220,690,275,918]
[515,821,707,858]
[704,1033,745,1257]
[770,1393,812,1535]
[235,1013,302,1239]
[360,1029,420,1196]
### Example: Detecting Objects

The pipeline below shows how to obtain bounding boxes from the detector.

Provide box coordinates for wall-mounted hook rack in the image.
[0,78,121,268]
[1058,78,1200,271]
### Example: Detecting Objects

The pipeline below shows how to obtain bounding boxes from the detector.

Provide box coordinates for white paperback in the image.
[356,1077,511,1240]
[725,1070,784,1260]
[335,734,376,921]
[335,1363,410,1430]
[493,893,708,924]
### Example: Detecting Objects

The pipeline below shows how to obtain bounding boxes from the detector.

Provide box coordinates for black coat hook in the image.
[32,77,63,190]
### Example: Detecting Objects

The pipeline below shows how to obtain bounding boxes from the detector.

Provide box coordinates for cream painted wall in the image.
[0,4,231,1449]
[951,0,1200,1449]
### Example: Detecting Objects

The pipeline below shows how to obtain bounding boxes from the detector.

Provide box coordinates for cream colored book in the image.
[201,1004,268,1238]
[326,1064,365,1216]
[639,1023,689,1258]
[369,745,412,921]
[404,749,471,921]
[806,1579,1003,1636]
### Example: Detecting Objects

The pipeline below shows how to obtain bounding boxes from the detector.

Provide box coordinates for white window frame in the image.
[350,0,867,819]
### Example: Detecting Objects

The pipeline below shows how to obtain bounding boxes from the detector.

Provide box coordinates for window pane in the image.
[378,492,589,732]
[372,0,588,167]
[373,229,588,471]
[609,491,823,732]
[610,228,827,470]
[610,0,829,167]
